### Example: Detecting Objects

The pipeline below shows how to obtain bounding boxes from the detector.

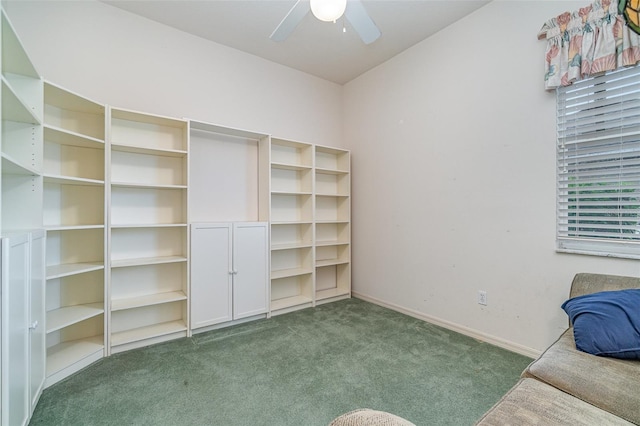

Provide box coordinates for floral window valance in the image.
[538,0,640,89]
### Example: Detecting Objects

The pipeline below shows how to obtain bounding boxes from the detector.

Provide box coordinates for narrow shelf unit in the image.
[42,82,106,386]
[108,107,189,352]
[267,139,314,313]
[1,11,43,233]
[313,145,351,304]
[264,139,352,312]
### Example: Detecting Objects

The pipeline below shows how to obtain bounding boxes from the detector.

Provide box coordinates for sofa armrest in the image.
[569,273,640,299]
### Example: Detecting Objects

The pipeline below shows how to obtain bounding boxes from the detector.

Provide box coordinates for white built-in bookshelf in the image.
[1,10,46,425]
[314,146,351,301]
[267,139,351,314]
[42,81,106,387]
[108,108,189,353]
[269,139,315,313]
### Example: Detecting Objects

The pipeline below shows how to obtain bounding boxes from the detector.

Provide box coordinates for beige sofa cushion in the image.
[522,329,640,425]
[476,378,633,425]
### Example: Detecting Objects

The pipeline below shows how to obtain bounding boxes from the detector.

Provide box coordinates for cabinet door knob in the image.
[29,320,39,330]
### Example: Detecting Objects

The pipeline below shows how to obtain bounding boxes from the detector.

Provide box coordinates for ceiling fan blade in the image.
[270,0,311,42]
[345,0,381,45]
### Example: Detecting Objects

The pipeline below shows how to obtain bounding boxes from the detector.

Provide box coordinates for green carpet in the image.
[30,298,532,425]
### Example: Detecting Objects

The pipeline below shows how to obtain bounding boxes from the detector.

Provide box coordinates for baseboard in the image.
[352,291,541,359]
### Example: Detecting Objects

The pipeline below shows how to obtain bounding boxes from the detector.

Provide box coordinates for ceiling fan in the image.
[270,0,381,45]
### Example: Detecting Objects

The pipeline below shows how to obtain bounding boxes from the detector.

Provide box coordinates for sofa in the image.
[476,273,640,425]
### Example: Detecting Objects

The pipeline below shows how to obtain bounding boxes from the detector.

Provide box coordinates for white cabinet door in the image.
[28,230,46,409]
[190,222,269,330]
[1,234,30,426]
[233,223,269,319]
[190,224,233,328]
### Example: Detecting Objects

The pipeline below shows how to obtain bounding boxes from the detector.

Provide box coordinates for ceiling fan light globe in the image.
[310,0,347,22]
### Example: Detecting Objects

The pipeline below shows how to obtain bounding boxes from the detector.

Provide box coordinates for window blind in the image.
[557,66,640,258]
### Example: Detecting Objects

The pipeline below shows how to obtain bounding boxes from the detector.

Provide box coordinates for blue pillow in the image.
[561,289,640,359]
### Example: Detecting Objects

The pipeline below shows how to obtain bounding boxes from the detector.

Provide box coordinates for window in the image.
[557,65,640,258]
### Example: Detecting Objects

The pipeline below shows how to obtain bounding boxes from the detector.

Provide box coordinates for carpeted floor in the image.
[30,298,532,425]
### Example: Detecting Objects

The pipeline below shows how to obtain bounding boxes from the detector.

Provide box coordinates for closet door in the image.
[233,222,269,320]
[190,223,233,328]
[1,234,30,426]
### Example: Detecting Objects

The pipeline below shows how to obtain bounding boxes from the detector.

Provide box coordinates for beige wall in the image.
[343,0,640,356]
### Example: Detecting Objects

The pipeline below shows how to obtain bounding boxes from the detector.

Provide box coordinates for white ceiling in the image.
[102,0,490,85]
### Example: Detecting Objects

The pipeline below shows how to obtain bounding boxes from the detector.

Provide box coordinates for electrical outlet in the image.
[478,290,487,306]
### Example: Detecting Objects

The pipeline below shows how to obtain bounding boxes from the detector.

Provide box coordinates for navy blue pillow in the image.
[561,289,640,359]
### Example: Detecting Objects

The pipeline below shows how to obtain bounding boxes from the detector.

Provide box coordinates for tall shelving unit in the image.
[42,82,106,386]
[1,11,43,232]
[108,108,189,353]
[314,146,351,302]
[1,10,46,425]
[269,138,315,313]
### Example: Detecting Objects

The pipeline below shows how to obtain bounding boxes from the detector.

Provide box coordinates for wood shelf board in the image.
[110,181,187,189]
[46,336,104,376]
[46,303,104,333]
[270,295,312,311]
[315,220,350,225]
[110,255,187,268]
[270,267,313,280]
[111,320,187,347]
[271,138,312,149]
[44,124,105,148]
[110,223,187,229]
[1,153,39,176]
[315,240,350,247]
[110,143,187,158]
[315,145,349,155]
[316,259,350,268]
[316,287,350,301]
[271,190,313,196]
[271,221,313,226]
[270,242,313,251]
[315,167,349,175]
[315,193,350,198]
[111,108,187,129]
[270,162,312,171]
[189,119,267,140]
[44,225,104,231]
[47,262,104,280]
[1,77,41,124]
[111,291,187,311]
[43,174,104,186]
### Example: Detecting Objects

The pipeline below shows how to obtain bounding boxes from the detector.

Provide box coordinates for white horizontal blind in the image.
[557,66,640,258]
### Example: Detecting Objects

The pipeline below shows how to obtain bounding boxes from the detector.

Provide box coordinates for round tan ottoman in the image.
[329,409,415,426]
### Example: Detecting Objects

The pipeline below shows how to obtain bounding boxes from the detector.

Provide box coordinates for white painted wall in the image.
[3,0,343,146]
[343,0,640,356]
